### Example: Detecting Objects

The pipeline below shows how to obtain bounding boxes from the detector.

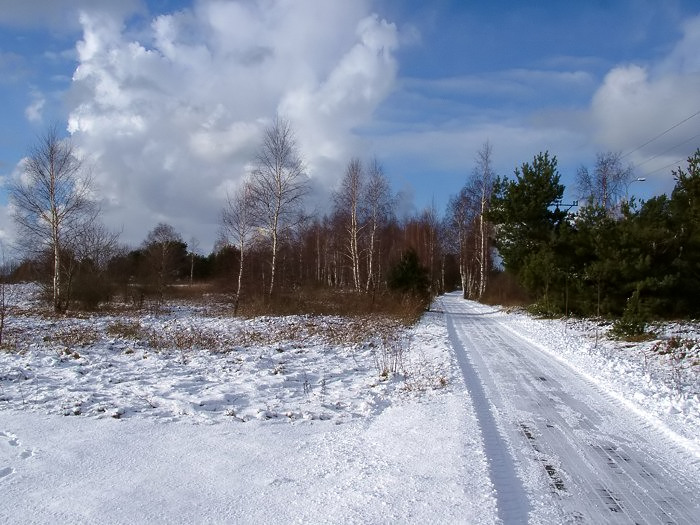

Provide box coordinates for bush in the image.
[610,288,649,339]
[387,249,430,298]
[71,272,114,310]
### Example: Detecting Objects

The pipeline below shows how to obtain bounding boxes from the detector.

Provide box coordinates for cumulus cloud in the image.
[591,13,700,186]
[65,0,401,250]
[25,89,46,122]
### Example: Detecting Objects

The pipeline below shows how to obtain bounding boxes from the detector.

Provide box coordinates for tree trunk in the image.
[53,229,61,313]
[234,246,244,315]
[365,223,376,292]
[269,212,279,296]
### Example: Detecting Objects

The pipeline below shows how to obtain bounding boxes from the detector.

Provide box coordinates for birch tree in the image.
[10,126,96,313]
[223,180,255,314]
[471,141,496,298]
[446,187,477,298]
[250,117,308,296]
[334,157,364,291]
[362,158,392,292]
[576,151,633,214]
[142,223,186,301]
[188,237,200,285]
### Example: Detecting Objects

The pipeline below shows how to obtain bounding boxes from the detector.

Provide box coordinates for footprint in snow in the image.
[19,449,35,459]
[0,466,15,479]
[0,431,20,447]
[0,431,37,461]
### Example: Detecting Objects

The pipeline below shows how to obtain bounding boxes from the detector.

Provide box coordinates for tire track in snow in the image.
[444,304,530,524]
[440,293,700,524]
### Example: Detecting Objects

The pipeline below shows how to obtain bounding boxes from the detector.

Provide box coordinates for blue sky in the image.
[1,0,699,251]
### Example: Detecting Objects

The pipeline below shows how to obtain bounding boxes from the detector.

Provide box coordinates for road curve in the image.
[438,292,700,524]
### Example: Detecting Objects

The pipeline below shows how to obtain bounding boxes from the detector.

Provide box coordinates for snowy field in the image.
[1,284,698,523]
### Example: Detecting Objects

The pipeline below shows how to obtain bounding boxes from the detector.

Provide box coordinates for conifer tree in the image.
[488,152,566,301]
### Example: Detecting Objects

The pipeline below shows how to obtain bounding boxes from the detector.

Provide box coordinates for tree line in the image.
[486,148,700,332]
[5,120,450,313]
[5,121,699,327]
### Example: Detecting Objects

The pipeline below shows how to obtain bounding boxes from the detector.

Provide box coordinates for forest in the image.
[3,120,700,335]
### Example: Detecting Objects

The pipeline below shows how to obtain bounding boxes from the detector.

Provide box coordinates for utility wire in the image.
[621,109,700,159]
[640,156,688,177]
[632,131,700,169]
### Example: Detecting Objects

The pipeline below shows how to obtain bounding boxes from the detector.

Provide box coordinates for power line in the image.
[621,109,700,159]
[640,156,688,178]
[632,131,700,169]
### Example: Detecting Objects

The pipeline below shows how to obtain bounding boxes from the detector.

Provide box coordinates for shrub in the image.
[107,320,144,340]
[71,272,114,310]
[387,249,430,298]
[610,288,649,339]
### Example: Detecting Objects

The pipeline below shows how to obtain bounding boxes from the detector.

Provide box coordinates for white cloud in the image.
[280,13,399,179]
[64,0,401,250]
[25,89,46,122]
[590,14,700,187]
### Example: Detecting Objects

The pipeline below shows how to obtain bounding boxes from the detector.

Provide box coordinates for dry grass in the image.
[52,326,100,347]
[107,320,144,339]
[237,288,429,326]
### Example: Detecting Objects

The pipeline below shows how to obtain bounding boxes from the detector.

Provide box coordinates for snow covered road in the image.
[439,292,700,524]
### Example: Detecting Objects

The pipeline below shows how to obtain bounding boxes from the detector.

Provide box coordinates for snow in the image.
[497,309,700,456]
[441,295,700,524]
[1,285,699,523]
[0,285,496,524]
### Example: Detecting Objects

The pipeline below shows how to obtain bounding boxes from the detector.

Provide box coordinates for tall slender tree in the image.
[250,116,309,296]
[471,141,496,298]
[10,125,97,312]
[334,157,364,291]
[446,187,477,298]
[363,158,392,292]
[222,180,255,313]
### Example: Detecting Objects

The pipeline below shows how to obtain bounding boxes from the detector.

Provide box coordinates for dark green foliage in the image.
[610,288,649,339]
[488,152,566,300]
[387,249,430,297]
[667,151,700,315]
[488,148,700,321]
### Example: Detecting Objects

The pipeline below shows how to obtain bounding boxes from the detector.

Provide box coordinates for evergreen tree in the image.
[668,149,700,315]
[488,152,566,302]
[387,249,430,297]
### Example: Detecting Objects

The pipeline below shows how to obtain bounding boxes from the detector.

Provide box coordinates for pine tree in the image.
[488,152,566,302]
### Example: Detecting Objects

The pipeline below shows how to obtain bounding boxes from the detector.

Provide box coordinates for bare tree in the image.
[188,237,200,285]
[250,116,309,296]
[446,187,478,298]
[222,180,255,314]
[69,221,120,270]
[362,158,392,292]
[420,202,440,293]
[142,223,185,301]
[10,125,97,313]
[471,141,496,298]
[64,220,121,308]
[576,151,633,213]
[334,157,364,291]
[0,275,7,347]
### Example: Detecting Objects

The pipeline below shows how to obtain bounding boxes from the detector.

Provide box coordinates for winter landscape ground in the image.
[0,285,699,524]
